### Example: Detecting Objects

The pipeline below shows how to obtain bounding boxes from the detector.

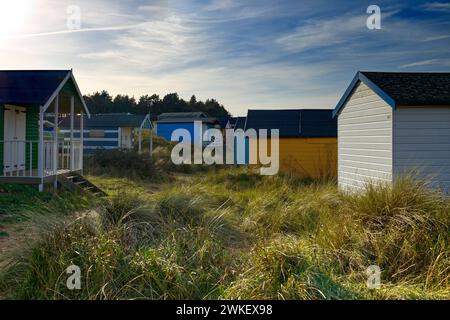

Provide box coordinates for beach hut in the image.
[333,71,450,192]
[0,70,91,191]
[155,112,220,145]
[60,113,152,154]
[244,109,337,178]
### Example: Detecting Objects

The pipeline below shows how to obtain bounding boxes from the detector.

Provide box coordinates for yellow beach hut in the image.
[244,109,337,179]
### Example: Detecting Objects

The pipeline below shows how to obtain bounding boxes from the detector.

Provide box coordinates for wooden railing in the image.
[1,140,39,177]
[59,139,82,171]
[1,139,83,178]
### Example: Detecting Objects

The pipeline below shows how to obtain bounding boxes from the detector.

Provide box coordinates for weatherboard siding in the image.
[156,122,206,145]
[249,137,337,179]
[60,129,120,152]
[157,123,195,143]
[393,106,450,192]
[338,82,393,190]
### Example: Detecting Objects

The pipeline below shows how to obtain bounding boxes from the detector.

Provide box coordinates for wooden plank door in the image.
[3,105,26,172]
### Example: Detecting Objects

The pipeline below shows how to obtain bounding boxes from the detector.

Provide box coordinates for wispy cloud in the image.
[275,10,406,54]
[423,2,450,12]
[423,34,450,41]
[0,24,142,40]
[203,0,239,11]
[276,15,366,53]
[400,59,440,68]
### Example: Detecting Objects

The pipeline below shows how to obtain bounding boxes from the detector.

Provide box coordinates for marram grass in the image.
[0,168,448,299]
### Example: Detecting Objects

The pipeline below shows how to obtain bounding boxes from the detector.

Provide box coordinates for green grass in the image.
[0,184,99,226]
[0,168,449,299]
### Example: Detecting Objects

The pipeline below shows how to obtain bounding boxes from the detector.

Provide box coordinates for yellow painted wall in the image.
[250,137,337,179]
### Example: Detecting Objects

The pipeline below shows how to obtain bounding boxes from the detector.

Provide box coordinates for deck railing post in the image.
[53,95,59,190]
[138,127,142,154]
[148,112,153,159]
[29,142,32,177]
[80,109,84,174]
[70,95,74,171]
[150,126,153,159]
[38,106,44,192]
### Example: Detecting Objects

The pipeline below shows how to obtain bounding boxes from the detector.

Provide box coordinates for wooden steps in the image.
[57,172,106,197]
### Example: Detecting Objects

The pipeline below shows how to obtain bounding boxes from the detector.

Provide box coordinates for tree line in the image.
[83,91,231,118]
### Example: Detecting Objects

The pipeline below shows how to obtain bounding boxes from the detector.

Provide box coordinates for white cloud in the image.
[400,59,440,68]
[423,34,450,41]
[423,2,450,12]
[203,0,239,11]
[1,24,142,40]
[276,15,367,53]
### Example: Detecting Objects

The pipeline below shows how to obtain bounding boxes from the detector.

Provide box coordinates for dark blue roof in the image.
[245,109,336,138]
[0,70,71,106]
[218,116,230,128]
[227,117,238,127]
[362,71,450,105]
[234,117,247,130]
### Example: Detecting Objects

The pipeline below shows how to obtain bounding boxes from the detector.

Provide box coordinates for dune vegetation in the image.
[0,163,448,299]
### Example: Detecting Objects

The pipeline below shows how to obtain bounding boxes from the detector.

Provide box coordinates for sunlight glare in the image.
[0,0,30,36]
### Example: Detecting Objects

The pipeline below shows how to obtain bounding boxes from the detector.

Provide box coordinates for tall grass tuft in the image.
[1,169,448,299]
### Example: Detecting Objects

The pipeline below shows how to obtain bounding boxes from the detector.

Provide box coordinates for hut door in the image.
[120,127,132,149]
[3,105,26,173]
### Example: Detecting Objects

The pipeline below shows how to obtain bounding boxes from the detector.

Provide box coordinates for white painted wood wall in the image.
[338,81,450,192]
[393,106,450,192]
[337,82,393,190]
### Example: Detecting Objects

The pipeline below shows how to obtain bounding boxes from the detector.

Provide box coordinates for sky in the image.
[0,0,449,115]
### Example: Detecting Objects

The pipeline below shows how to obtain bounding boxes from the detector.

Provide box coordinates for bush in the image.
[84,149,163,180]
[85,139,218,180]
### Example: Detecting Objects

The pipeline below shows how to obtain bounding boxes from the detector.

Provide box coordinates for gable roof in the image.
[60,113,151,129]
[226,117,238,128]
[0,70,90,116]
[333,71,450,117]
[234,117,247,130]
[0,70,68,105]
[245,109,336,138]
[218,116,230,128]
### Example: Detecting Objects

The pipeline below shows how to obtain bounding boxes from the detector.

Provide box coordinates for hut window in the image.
[89,130,105,138]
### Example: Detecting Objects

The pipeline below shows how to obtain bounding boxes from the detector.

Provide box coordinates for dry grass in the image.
[0,168,448,299]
